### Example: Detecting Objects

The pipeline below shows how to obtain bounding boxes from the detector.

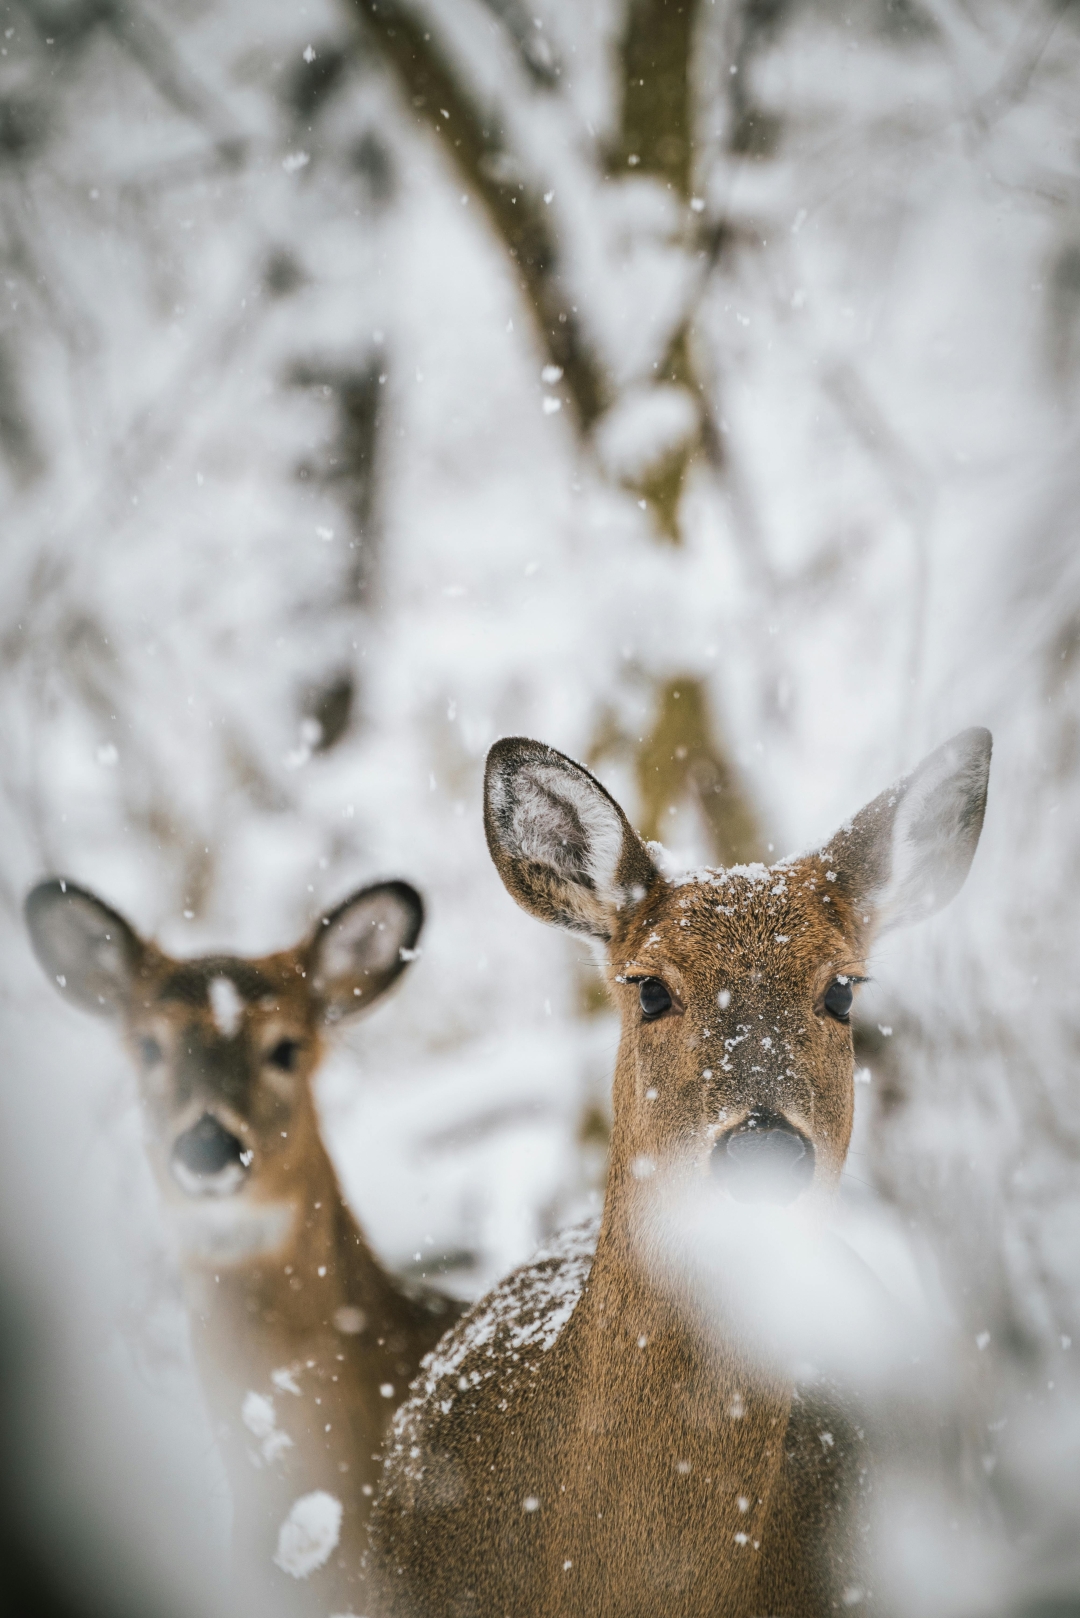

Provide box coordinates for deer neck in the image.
[165,1111,406,1610]
[171,1112,397,1358]
[587,1181,791,1422]
[568,1052,794,1539]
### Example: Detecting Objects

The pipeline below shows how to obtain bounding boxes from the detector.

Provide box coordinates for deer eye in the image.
[139,1036,163,1067]
[823,978,854,1023]
[639,979,673,1021]
[267,1038,302,1072]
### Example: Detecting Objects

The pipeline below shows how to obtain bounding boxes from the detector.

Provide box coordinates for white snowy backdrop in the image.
[0,0,1078,1611]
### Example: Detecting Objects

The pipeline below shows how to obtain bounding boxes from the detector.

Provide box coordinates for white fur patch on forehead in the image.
[209,975,244,1039]
[511,763,626,902]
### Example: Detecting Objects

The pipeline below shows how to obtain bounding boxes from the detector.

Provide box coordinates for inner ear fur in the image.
[822,727,992,940]
[484,737,658,941]
[307,880,424,1023]
[24,879,145,1017]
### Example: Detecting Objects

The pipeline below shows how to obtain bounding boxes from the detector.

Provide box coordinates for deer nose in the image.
[710,1112,815,1205]
[171,1113,250,1197]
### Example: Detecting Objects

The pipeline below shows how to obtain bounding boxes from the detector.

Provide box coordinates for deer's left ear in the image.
[307,881,424,1023]
[822,727,992,940]
[24,879,145,1017]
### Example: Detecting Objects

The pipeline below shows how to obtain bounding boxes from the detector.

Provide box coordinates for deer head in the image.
[24,880,422,1251]
[485,730,991,1212]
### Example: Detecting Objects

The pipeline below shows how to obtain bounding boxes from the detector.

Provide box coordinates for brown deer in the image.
[24,877,461,1618]
[368,728,992,1617]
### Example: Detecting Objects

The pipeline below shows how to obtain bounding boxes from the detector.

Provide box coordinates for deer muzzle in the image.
[710,1112,815,1205]
[171,1112,251,1197]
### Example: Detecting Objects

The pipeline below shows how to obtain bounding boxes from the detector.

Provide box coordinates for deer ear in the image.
[822,728,992,938]
[307,881,424,1023]
[484,738,658,940]
[24,880,144,1017]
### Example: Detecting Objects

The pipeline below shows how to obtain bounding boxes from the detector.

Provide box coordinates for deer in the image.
[24,876,462,1618]
[368,727,992,1617]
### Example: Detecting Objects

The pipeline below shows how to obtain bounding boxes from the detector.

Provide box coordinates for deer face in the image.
[609,856,865,1203]
[123,950,334,1206]
[25,880,422,1234]
[484,731,991,1210]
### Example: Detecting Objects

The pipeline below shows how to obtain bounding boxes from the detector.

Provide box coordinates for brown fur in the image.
[371,860,866,1616]
[368,731,990,1618]
[25,883,461,1617]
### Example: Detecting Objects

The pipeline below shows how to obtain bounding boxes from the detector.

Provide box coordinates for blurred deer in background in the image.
[369,729,992,1617]
[25,877,460,1617]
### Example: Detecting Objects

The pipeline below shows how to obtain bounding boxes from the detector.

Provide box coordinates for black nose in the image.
[172,1113,247,1182]
[710,1113,815,1205]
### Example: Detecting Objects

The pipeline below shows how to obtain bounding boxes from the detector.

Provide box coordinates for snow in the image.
[645,1180,951,1394]
[387,1214,599,1470]
[271,1366,302,1396]
[241,1392,275,1441]
[672,861,773,889]
[594,384,699,482]
[273,1490,342,1579]
[332,1306,367,1336]
[242,1390,293,1465]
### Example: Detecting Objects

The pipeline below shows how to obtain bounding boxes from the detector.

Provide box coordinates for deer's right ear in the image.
[307,881,424,1023]
[24,880,144,1017]
[484,738,658,940]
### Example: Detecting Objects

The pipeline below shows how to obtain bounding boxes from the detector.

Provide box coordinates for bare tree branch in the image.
[353,0,608,428]
[610,0,701,194]
[636,676,762,863]
[475,0,560,87]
